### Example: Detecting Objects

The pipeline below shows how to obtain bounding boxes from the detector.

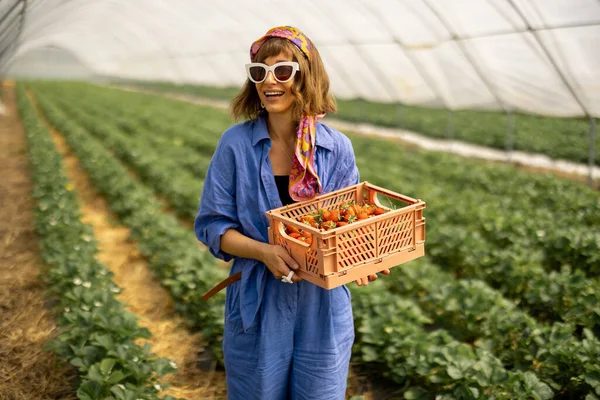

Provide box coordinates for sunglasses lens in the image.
[249,66,266,82]
[274,65,294,82]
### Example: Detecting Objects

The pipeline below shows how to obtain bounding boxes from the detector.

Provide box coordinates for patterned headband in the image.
[250,26,312,62]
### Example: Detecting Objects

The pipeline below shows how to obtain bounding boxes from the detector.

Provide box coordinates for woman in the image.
[194,26,387,399]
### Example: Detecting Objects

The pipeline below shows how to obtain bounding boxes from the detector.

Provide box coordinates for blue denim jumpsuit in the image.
[194,115,360,399]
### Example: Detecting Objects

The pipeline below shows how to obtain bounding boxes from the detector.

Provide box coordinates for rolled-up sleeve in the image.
[194,139,240,262]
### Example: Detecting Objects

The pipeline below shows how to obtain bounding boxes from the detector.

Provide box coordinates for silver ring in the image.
[281,270,294,284]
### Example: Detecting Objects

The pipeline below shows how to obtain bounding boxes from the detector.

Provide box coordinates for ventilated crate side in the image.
[267,182,426,289]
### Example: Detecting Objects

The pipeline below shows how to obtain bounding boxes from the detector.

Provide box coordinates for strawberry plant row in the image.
[352,137,600,332]
[39,83,600,230]
[116,83,600,262]
[128,80,600,167]
[36,83,600,333]
[40,90,214,178]
[57,83,600,236]
[425,224,600,332]
[36,82,225,155]
[83,100,218,158]
[385,257,600,397]
[27,88,230,362]
[350,136,599,275]
[60,85,600,333]
[16,85,178,400]
[55,83,600,328]
[334,98,599,168]
[26,86,556,399]
[35,92,204,223]
[350,281,554,399]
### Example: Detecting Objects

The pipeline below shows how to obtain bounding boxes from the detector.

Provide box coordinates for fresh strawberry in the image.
[322,221,337,230]
[301,215,315,225]
[287,224,301,235]
[343,209,356,219]
[329,210,340,222]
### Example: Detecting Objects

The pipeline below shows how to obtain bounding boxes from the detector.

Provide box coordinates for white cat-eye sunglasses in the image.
[245,61,300,83]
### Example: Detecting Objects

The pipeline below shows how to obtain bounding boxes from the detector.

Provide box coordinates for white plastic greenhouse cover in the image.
[2,0,600,117]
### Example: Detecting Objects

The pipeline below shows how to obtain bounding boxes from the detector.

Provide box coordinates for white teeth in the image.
[265,91,284,96]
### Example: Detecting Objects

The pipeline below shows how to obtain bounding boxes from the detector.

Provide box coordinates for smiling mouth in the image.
[264,91,284,98]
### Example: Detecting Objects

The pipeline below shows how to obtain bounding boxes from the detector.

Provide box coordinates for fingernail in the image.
[293,264,299,270]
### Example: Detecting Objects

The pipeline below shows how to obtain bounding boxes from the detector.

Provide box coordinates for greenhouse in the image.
[1,1,599,399]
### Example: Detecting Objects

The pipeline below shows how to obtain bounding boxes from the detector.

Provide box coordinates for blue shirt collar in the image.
[251,114,335,151]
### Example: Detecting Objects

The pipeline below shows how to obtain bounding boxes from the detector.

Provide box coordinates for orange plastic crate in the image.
[266,181,426,289]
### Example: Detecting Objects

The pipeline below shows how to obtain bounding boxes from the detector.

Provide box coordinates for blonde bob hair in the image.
[230,37,337,122]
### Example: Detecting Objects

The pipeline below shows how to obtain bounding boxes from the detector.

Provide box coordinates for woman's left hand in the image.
[355,269,390,286]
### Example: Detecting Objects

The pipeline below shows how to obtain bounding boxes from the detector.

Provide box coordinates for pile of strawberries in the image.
[284,201,387,244]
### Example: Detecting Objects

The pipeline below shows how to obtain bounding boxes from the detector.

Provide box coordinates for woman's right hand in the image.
[260,244,303,283]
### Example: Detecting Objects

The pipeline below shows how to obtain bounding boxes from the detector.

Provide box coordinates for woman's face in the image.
[256,52,296,116]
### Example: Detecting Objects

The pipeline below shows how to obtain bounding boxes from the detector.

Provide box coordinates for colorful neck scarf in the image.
[250,26,322,202]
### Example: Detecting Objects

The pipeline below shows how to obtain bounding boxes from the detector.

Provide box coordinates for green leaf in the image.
[404,387,428,399]
[361,346,378,362]
[100,358,117,375]
[523,372,554,400]
[77,380,104,400]
[153,357,177,376]
[94,334,115,349]
[447,365,463,380]
[586,371,600,394]
[107,370,128,384]
[87,364,104,383]
[125,389,142,400]
[429,373,445,384]
[69,357,86,369]
[109,384,126,399]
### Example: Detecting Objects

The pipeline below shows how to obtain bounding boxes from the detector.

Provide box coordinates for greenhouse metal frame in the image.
[1,0,598,182]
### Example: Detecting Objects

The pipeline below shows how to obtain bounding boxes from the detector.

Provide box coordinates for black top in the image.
[274,175,295,206]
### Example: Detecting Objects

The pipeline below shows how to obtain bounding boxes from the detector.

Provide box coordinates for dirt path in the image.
[0,85,77,399]
[25,90,228,399]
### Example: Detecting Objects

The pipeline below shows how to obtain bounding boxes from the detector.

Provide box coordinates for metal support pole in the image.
[589,117,597,188]
[422,0,507,113]
[0,0,26,74]
[446,110,454,140]
[0,0,22,31]
[505,110,515,162]
[396,103,403,127]
[506,0,591,117]
[0,23,19,53]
